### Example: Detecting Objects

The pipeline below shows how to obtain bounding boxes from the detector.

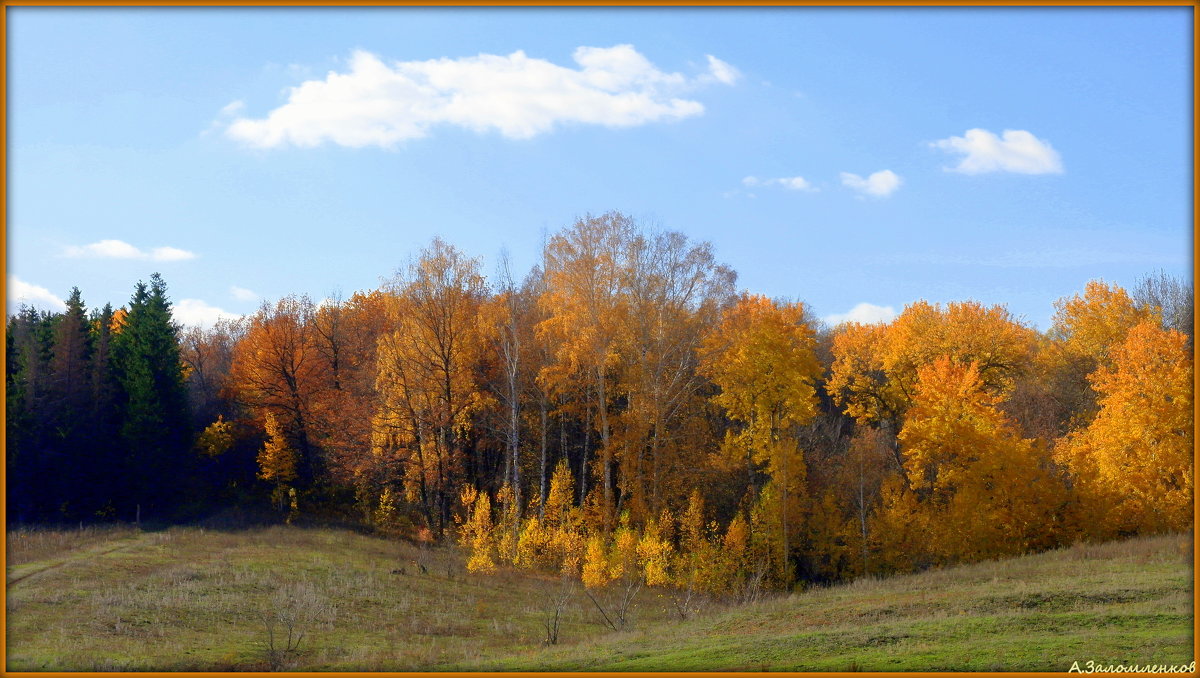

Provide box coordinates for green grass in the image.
[458,534,1193,672]
[5,525,1193,671]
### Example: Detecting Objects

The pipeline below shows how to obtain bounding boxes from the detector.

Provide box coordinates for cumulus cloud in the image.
[8,275,66,314]
[225,45,738,149]
[64,239,196,262]
[741,175,816,192]
[174,299,241,329]
[840,170,902,198]
[931,128,1063,175]
[823,302,897,327]
[230,285,259,302]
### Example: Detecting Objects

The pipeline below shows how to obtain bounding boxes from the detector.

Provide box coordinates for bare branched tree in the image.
[540,575,574,645]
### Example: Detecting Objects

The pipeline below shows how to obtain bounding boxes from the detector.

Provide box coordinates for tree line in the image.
[7,211,1193,593]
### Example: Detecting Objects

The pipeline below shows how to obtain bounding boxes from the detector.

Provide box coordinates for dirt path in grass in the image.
[6,533,160,588]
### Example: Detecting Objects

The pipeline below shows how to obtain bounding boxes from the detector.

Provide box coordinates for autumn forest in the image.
[7,212,1194,597]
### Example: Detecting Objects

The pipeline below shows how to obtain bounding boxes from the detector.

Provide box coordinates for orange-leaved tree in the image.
[1041,280,1159,433]
[1055,320,1193,538]
[828,300,1037,478]
[228,295,330,491]
[1051,280,1156,367]
[882,357,1067,569]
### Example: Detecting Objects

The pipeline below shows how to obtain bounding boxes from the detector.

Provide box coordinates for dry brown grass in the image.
[6,524,141,568]
[6,526,1191,671]
[5,524,685,671]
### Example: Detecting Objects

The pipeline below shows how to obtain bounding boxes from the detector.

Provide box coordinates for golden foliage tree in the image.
[258,411,299,517]
[830,301,1035,422]
[884,357,1065,567]
[195,415,235,458]
[615,230,735,522]
[516,459,584,573]
[372,238,489,536]
[461,488,497,573]
[828,300,1037,481]
[699,294,822,585]
[674,489,722,594]
[825,321,900,434]
[1051,280,1156,366]
[839,427,893,576]
[1039,279,1162,435]
[538,212,635,514]
[1055,321,1193,538]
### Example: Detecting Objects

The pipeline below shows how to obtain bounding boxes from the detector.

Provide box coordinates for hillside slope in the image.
[461,533,1193,672]
[6,526,1192,671]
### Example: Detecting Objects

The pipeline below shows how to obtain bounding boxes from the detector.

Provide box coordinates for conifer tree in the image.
[6,307,54,521]
[46,288,93,516]
[112,273,191,518]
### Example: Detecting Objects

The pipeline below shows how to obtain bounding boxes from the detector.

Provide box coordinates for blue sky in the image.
[8,7,1192,329]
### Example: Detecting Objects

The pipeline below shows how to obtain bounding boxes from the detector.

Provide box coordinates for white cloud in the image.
[150,246,196,262]
[225,45,738,149]
[63,239,197,262]
[219,100,245,116]
[824,302,897,327]
[931,128,1063,175]
[7,275,66,314]
[174,299,241,329]
[740,175,816,192]
[840,169,902,198]
[771,176,815,191]
[230,285,259,302]
[66,239,142,259]
[704,55,741,85]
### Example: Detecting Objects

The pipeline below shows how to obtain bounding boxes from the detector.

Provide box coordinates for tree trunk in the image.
[596,364,612,508]
[539,397,549,513]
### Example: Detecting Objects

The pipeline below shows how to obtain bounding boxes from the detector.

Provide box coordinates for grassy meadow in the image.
[5,525,1193,671]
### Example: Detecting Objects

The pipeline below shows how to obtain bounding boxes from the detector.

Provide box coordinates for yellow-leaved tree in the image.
[372,238,489,537]
[615,230,735,523]
[1055,321,1193,538]
[460,487,497,573]
[882,357,1066,568]
[636,510,675,587]
[258,411,298,516]
[1051,280,1156,367]
[538,212,635,517]
[195,415,235,457]
[1041,279,1160,434]
[674,489,723,594]
[516,459,584,573]
[829,301,1036,435]
[699,294,822,587]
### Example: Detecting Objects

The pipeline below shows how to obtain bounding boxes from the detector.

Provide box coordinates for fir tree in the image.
[6,306,55,522]
[111,273,191,519]
[46,288,93,518]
